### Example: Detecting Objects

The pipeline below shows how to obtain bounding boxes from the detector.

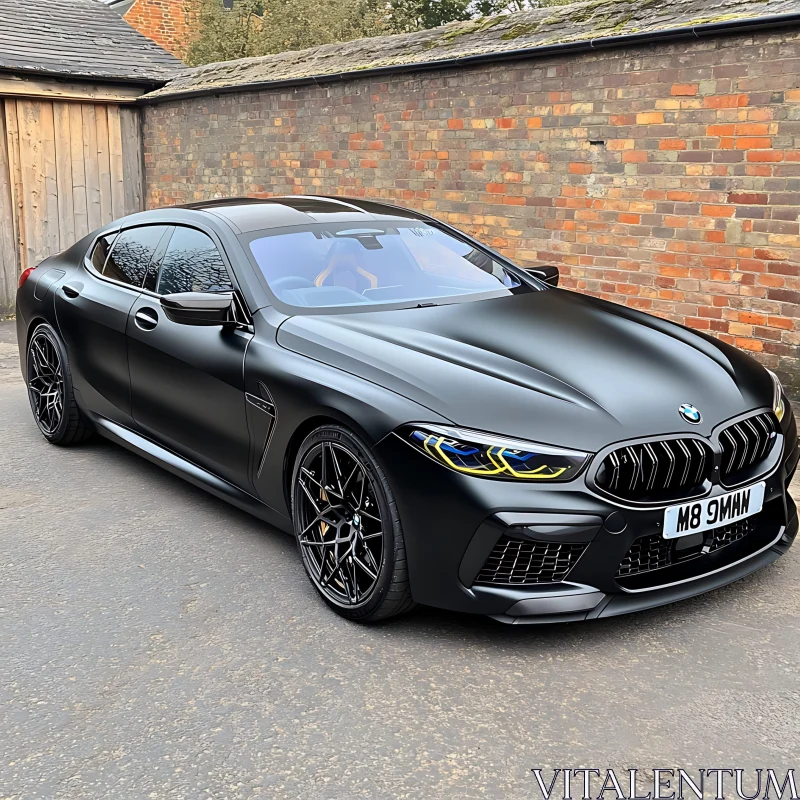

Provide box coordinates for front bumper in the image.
[374,413,799,624]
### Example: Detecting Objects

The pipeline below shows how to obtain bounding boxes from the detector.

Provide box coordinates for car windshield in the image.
[246,220,529,310]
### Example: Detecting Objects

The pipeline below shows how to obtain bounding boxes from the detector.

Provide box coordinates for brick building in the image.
[140,0,800,394]
[123,0,198,60]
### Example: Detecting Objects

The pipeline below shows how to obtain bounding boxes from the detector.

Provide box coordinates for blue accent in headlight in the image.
[401,425,590,482]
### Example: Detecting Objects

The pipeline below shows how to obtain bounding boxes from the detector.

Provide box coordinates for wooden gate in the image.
[0,98,144,311]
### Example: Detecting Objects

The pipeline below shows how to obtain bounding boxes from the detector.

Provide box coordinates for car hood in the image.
[276,289,772,452]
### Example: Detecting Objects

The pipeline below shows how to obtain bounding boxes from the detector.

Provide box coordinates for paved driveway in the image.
[1,318,798,799]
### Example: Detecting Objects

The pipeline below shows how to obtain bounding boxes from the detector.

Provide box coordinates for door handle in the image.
[62,284,80,299]
[134,307,159,331]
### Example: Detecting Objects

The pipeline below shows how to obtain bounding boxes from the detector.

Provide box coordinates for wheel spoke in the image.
[353,554,377,582]
[320,547,350,589]
[298,477,323,515]
[329,445,346,498]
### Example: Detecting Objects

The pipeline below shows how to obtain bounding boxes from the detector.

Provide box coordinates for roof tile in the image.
[0,0,184,84]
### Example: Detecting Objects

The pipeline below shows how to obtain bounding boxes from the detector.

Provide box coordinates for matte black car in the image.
[16,196,799,623]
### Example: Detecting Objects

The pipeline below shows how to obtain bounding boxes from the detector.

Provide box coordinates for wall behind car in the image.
[141,6,800,391]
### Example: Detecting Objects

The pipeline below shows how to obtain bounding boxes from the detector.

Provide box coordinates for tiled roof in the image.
[0,0,183,84]
[144,0,799,100]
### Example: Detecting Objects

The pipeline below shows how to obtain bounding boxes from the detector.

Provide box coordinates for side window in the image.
[103,226,169,288]
[156,227,233,295]
[90,233,117,272]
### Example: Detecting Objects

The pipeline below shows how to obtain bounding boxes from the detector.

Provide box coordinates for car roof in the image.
[178,195,427,234]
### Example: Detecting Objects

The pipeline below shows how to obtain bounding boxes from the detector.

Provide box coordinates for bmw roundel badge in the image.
[679,403,702,424]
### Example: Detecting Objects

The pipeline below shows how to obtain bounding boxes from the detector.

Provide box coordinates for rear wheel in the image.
[26,324,93,445]
[291,425,415,622]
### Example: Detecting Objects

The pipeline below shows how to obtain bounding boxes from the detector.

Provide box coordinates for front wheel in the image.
[291,425,415,622]
[26,324,93,445]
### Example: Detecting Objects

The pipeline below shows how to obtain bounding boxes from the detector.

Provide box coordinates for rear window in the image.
[103,226,169,288]
[90,233,117,272]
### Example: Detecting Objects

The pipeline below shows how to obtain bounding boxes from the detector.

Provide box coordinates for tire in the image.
[26,323,93,446]
[291,424,416,622]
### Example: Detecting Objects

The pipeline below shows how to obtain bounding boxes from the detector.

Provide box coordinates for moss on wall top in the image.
[144,0,796,99]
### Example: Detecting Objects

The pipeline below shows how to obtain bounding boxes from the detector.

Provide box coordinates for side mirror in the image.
[160,291,236,327]
[524,265,559,287]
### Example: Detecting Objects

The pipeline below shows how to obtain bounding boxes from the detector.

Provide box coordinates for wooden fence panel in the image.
[69,102,89,242]
[120,106,143,215]
[0,100,18,310]
[53,102,75,249]
[0,98,143,310]
[16,100,49,267]
[81,104,101,233]
[106,106,125,220]
[94,105,113,225]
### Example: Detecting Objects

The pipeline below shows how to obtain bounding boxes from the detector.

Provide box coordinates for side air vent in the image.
[595,438,713,503]
[719,412,778,486]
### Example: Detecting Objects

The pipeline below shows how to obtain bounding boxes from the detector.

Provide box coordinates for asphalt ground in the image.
[1,318,798,799]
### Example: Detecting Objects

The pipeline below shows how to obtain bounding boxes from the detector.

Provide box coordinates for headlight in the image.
[768,369,786,422]
[400,424,589,481]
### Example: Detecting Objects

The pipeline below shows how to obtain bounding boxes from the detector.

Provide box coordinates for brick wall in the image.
[143,29,800,392]
[124,0,196,60]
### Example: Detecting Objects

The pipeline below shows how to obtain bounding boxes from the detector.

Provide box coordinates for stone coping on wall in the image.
[143,0,800,100]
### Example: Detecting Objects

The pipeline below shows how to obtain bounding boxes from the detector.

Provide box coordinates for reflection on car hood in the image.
[276,289,772,452]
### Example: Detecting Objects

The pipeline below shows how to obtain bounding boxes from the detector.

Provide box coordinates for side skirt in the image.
[92,415,293,533]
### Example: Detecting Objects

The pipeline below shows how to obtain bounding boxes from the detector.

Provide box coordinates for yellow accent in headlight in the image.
[494,449,568,479]
[776,395,785,422]
[423,434,570,480]
[425,434,504,476]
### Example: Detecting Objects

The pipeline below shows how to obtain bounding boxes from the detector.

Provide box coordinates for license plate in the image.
[663,482,765,539]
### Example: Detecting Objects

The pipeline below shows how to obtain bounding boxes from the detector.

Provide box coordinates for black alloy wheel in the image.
[26,324,92,445]
[292,425,415,621]
[27,328,64,435]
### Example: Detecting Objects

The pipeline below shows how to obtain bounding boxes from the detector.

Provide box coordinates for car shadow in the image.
[76,431,784,653]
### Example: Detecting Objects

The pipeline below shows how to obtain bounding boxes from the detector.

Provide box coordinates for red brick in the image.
[702,205,736,218]
[736,137,772,149]
[727,192,768,205]
[747,150,783,162]
[636,112,664,124]
[703,94,749,109]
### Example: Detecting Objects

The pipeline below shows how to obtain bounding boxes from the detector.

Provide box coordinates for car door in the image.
[55,225,171,423]
[127,225,253,490]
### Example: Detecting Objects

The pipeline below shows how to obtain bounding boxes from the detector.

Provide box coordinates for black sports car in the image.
[16,196,799,623]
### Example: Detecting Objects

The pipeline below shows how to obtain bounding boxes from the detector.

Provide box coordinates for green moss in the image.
[500,21,542,39]
[440,15,503,42]
[680,12,756,25]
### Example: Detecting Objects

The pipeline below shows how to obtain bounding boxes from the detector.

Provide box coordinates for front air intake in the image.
[475,536,586,586]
